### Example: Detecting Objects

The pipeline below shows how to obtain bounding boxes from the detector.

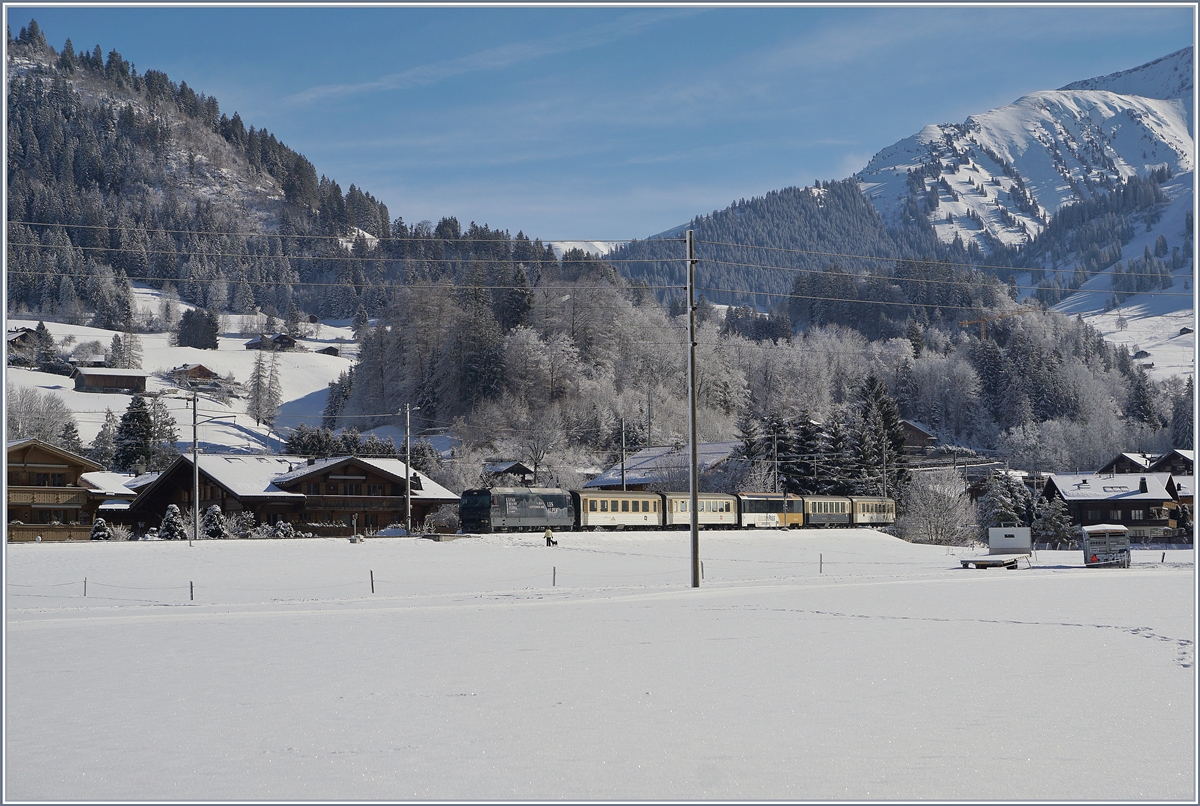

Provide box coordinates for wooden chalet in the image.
[900,420,938,455]
[1042,473,1178,541]
[71,366,148,393]
[7,438,104,541]
[272,456,458,531]
[244,333,297,351]
[1148,449,1193,477]
[1097,452,1156,475]
[123,454,459,535]
[315,346,340,356]
[169,363,220,382]
[125,454,307,529]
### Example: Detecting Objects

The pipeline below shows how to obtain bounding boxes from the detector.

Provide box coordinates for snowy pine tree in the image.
[247,350,268,425]
[265,352,282,428]
[1031,496,1074,549]
[159,504,188,541]
[201,505,228,539]
[89,408,119,469]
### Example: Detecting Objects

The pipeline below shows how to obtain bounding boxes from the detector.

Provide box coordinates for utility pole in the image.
[646,385,652,448]
[773,430,779,494]
[687,230,700,588]
[191,388,198,547]
[621,418,627,491]
[404,404,420,534]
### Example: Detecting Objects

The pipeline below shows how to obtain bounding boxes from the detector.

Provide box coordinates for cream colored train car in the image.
[662,492,738,529]
[572,490,663,529]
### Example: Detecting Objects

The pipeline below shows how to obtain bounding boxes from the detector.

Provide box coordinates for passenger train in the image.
[459,488,895,533]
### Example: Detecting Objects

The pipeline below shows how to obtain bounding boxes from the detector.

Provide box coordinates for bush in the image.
[427,505,459,534]
[109,523,132,541]
[89,518,111,541]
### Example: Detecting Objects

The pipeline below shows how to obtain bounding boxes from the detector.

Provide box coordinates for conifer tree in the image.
[852,374,908,497]
[202,504,228,539]
[58,421,84,455]
[112,395,154,472]
[247,350,268,426]
[159,504,188,541]
[1031,496,1074,549]
[89,409,119,469]
[265,352,282,428]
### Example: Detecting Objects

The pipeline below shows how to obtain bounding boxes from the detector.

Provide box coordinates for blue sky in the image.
[9,5,1195,241]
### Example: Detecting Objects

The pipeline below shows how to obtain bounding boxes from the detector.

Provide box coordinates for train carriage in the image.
[848,496,896,527]
[662,492,738,529]
[736,492,804,529]
[801,495,852,527]
[459,487,574,533]
[572,490,663,529]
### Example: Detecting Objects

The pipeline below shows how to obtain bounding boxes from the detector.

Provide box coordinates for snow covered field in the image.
[5,530,1194,801]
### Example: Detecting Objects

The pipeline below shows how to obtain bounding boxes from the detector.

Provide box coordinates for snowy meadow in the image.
[4,530,1195,802]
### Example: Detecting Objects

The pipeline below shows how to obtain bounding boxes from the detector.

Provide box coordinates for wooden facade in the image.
[71,367,148,393]
[7,439,104,537]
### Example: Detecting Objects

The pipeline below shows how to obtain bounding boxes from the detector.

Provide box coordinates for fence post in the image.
[83,576,86,597]
[190,581,193,601]
[553,567,556,586]
[820,554,823,574]
[370,570,374,593]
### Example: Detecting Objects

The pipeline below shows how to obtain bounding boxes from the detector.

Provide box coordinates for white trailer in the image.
[1081,523,1131,568]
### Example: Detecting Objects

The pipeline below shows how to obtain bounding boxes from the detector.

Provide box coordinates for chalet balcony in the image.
[8,487,90,507]
[301,495,408,512]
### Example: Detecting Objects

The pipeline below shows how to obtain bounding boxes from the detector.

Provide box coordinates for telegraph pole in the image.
[621,418,627,491]
[687,230,700,588]
[191,389,198,547]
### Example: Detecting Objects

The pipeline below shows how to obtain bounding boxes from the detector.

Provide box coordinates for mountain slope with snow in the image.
[858,47,1193,253]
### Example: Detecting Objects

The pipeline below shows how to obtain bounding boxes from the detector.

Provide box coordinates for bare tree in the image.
[894,467,976,545]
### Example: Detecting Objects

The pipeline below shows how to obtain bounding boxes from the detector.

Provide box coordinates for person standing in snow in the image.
[544,526,556,547]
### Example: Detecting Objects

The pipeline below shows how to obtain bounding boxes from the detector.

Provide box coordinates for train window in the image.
[680,501,687,513]
[653,501,659,512]
[611,500,619,512]
[589,499,597,512]
[725,501,731,512]
[621,500,629,512]
[600,500,608,512]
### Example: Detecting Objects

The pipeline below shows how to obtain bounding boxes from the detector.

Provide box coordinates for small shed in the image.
[316,346,340,357]
[71,367,148,393]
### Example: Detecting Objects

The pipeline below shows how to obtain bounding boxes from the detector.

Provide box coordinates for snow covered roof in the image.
[79,471,138,498]
[190,455,308,499]
[125,471,162,490]
[584,442,739,488]
[70,367,149,378]
[272,455,458,500]
[1045,473,1175,502]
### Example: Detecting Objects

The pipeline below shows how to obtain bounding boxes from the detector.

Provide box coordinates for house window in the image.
[1130,510,1145,521]
[367,484,384,497]
[35,473,65,487]
[344,484,362,496]
[1086,509,1102,521]
[1109,510,1122,521]
[306,483,321,495]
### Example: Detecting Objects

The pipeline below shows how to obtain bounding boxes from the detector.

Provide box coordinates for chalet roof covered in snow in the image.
[583,442,739,488]
[1044,472,1175,502]
[135,454,307,501]
[79,472,139,498]
[271,455,458,500]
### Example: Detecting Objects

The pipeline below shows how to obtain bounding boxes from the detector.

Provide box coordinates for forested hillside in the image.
[6,19,1191,493]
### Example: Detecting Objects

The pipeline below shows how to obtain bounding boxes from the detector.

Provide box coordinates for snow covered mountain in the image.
[857,47,1192,253]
